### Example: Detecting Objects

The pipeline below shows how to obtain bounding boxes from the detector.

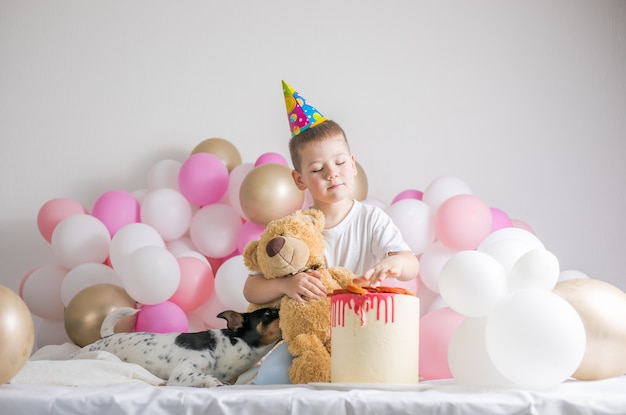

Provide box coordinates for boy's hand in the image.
[283,270,327,304]
[354,257,403,286]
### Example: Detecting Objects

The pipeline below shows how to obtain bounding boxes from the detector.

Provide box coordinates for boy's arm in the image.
[389,250,420,281]
[243,274,286,304]
[243,272,328,305]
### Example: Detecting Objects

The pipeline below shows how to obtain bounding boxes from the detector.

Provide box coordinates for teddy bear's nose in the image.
[266,236,286,257]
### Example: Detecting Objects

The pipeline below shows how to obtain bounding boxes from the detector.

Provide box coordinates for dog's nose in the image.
[266,236,285,257]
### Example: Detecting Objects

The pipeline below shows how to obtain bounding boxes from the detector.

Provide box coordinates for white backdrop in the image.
[1,0,625,300]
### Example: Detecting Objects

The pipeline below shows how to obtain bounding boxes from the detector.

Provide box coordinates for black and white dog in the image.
[74,307,281,387]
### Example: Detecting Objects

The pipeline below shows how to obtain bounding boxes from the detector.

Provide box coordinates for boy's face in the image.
[291,133,357,205]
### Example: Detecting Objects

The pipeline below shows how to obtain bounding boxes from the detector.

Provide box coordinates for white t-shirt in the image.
[323,200,411,275]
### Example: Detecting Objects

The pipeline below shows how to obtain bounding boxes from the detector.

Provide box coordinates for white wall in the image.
[1,0,625,297]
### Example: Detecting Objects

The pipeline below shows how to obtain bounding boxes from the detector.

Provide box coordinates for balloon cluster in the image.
[20,138,368,348]
[384,177,626,389]
[15,138,626,388]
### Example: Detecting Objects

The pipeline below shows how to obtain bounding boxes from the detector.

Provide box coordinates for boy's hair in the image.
[289,120,349,172]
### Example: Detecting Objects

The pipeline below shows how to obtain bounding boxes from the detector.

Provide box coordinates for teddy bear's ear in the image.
[301,208,325,231]
[242,240,261,272]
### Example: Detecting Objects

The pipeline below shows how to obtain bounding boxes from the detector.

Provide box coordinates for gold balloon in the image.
[0,285,34,384]
[64,284,137,347]
[191,137,242,173]
[553,278,626,380]
[351,161,368,201]
[240,163,304,226]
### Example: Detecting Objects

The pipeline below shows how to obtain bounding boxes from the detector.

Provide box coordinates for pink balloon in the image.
[169,257,215,312]
[415,274,441,317]
[419,307,466,380]
[434,194,493,250]
[37,198,88,243]
[511,218,535,234]
[135,302,188,333]
[254,152,289,167]
[186,311,210,332]
[193,291,228,329]
[490,207,512,232]
[391,189,423,205]
[237,221,266,254]
[206,252,235,276]
[301,189,314,209]
[179,153,229,206]
[92,190,140,237]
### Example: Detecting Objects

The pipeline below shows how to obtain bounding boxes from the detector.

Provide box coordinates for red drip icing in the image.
[331,293,396,328]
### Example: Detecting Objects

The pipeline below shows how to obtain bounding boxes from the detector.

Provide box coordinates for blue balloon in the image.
[255,342,293,384]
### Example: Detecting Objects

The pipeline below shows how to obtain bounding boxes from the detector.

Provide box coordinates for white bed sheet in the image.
[2,376,626,415]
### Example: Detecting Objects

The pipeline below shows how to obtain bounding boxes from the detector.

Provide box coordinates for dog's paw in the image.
[167,365,224,388]
[166,374,223,388]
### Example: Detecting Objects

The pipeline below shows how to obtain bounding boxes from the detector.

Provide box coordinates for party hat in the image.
[282,80,327,137]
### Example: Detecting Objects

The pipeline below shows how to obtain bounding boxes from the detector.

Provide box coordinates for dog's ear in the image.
[216,310,244,332]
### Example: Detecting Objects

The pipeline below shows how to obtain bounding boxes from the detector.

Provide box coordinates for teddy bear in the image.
[243,208,356,384]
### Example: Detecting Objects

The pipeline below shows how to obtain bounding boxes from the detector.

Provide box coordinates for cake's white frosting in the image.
[330,292,420,384]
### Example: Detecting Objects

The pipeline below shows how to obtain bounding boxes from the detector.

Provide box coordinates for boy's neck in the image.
[313,199,355,229]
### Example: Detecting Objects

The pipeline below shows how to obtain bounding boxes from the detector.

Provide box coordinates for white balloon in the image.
[166,235,197,256]
[558,269,590,282]
[22,264,68,320]
[478,228,545,274]
[214,255,249,312]
[147,159,182,190]
[226,162,254,220]
[422,176,472,212]
[418,241,457,293]
[33,316,71,350]
[385,199,434,255]
[508,249,560,292]
[61,262,124,306]
[439,250,508,318]
[189,204,242,259]
[51,214,111,269]
[480,239,536,274]
[119,245,180,305]
[427,295,448,313]
[485,289,586,389]
[109,223,165,271]
[140,188,192,241]
[449,318,512,387]
[479,227,545,252]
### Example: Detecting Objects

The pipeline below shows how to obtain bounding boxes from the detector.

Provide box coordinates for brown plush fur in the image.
[243,208,355,384]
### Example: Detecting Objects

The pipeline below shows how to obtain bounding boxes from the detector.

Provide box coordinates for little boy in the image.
[243,81,419,306]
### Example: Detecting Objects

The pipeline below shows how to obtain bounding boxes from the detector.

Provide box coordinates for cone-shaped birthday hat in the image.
[282,80,327,137]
